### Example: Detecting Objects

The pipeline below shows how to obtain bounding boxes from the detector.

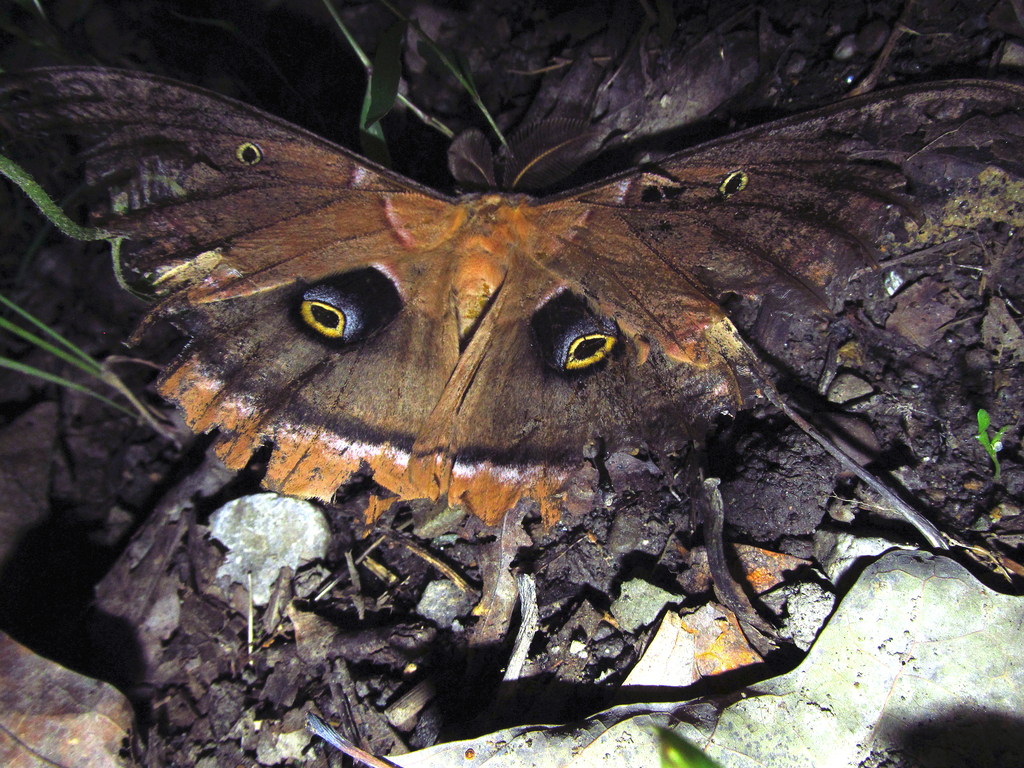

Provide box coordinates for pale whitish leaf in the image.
[391,552,1024,768]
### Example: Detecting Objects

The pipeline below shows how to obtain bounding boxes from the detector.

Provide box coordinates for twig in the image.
[502,573,539,682]
[247,573,254,658]
[306,713,401,768]
[847,0,917,96]
[346,550,365,620]
[698,478,778,656]
[387,532,476,594]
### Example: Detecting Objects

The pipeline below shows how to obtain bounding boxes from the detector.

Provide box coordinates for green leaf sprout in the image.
[656,727,724,768]
[976,409,1011,481]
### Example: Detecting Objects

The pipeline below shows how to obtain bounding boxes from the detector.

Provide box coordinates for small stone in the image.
[827,372,874,403]
[833,33,858,60]
[411,501,467,538]
[827,496,857,523]
[761,581,835,651]
[816,413,881,466]
[814,530,912,584]
[883,269,904,296]
[785,52,806,75]
[997,40,1024,69]
[856,19,889,57]
[607,513,645,554]
[256,724,311,765]
[610,579,678,633]
[593,635,625,659]
[416,580,475,629]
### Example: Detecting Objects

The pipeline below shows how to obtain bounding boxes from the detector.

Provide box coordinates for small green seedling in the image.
[976,409,1011,481]
[656,727,724,768]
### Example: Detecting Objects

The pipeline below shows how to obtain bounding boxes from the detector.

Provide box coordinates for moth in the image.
[1,68,1020,528]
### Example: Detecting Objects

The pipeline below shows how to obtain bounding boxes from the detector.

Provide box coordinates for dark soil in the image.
[0,1,1022,766]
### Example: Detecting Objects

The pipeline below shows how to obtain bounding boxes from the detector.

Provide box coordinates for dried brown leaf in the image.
[0,631,133,768]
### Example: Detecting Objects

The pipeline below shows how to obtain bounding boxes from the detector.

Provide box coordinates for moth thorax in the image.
[452,253,506,339]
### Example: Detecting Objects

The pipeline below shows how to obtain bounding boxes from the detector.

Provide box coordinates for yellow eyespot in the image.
[565,333,616,370]
[236,141,264,165]
[301,300,346,338]
[719,170,748,198]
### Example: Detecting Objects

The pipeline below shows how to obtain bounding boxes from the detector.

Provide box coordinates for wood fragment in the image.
[306,713,402,768]
[698,477,778,656]
[387,532,476,594]
[384,680,436,731]
[346,550,365,620]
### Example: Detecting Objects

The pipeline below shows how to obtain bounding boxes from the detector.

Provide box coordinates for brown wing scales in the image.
[2,68,1021,525]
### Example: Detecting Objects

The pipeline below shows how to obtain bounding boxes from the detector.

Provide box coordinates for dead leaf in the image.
[981,297,1024,369]
[621,611,698,688]
[678,545,810,595]
[683,603,762,676]
[0,630,134,768]
[886,278,960,347]
[208,493,330,606]
[470,503,530,646]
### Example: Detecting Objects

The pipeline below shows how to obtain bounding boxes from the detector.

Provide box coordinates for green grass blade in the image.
[0,315,103,376]
[656,728,723,768]
[0,357,137,419]
[359,84,393,167]
[0,293,104,371]
[0,290,105,372]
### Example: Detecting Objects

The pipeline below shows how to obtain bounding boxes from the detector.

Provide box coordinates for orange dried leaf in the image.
[681,603,762,677]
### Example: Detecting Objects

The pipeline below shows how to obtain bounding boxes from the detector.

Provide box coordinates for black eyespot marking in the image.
[641,186,663,203]
[719,170,748,198]
[236,141,264,165]
[297,267,402,345]
[532,291,618,374]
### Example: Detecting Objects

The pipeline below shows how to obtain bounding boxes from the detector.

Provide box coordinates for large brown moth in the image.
[1,68,1020,532]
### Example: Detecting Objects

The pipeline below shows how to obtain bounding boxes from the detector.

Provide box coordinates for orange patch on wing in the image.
[160,357,254,439]
[264,426,365,499]
[449,460,570,526]
[364,451,573,527]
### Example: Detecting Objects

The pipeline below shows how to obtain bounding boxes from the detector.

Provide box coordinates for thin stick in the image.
[699,477,777,656]
[306,713,402,768]
[247,573,254,657]
[502,573,538,682]
[847,0,917,97]
[387,532,476,594]
[748,355,947,549]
